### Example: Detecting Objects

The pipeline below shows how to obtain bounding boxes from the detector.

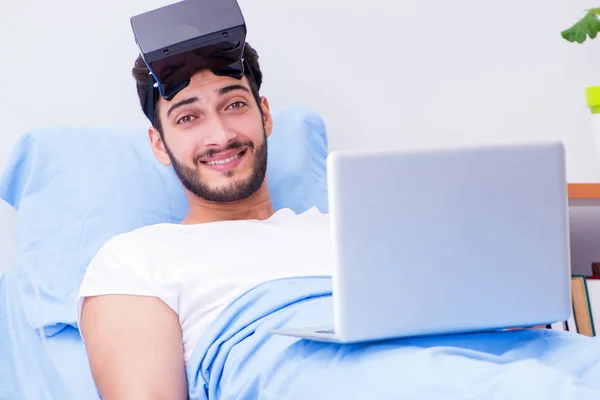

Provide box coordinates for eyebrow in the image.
[166,96,199,119]
[218,84,251,96]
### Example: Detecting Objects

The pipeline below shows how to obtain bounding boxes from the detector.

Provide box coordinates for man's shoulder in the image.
[99,223,181,258]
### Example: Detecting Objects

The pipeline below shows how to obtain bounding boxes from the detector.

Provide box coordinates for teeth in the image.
[205,152,242,166]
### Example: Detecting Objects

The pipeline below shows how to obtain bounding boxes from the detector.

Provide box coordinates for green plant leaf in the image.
[561,8,600,44]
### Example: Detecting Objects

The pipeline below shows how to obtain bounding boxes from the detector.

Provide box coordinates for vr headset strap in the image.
[145,74,157,127]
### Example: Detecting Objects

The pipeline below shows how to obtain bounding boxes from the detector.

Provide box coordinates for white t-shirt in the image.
[77,207,332,361]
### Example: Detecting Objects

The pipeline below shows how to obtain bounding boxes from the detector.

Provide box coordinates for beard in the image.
[166,131,268,203]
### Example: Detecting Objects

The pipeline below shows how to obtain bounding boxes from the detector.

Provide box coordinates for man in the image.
[77,42,332,399]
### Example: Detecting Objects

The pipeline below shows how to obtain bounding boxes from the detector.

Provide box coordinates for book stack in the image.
[566,275,600,336]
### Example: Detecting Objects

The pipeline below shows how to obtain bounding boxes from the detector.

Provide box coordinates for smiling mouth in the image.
[200,149,247,166]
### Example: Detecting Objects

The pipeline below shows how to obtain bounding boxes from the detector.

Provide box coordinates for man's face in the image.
[149,69,273,203]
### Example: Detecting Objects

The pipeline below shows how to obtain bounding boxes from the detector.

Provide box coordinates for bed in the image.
[2,106,600,400]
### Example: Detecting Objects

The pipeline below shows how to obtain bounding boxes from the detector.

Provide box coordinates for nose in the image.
[202,115,237,148]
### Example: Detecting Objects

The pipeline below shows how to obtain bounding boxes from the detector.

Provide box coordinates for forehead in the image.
[158,69,251,107]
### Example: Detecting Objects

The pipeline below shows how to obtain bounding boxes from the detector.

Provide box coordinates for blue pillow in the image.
[0,106,329,336]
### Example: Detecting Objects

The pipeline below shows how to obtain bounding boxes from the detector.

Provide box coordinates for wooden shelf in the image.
[568,184,600,199]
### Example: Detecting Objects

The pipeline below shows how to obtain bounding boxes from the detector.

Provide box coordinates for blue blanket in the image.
[187,277,600,400]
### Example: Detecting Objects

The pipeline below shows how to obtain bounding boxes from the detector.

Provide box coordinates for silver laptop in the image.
[270,140,572,343]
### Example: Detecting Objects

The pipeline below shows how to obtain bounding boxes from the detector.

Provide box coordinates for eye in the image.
[226,101,247,110]
[177,115,197,125]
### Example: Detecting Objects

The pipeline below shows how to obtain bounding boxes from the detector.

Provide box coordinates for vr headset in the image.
[130,0,253,125]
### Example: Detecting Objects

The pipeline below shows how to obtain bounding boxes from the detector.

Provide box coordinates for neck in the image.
[181,182,275,225]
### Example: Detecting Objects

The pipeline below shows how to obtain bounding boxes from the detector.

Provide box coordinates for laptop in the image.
[270,140,572,343]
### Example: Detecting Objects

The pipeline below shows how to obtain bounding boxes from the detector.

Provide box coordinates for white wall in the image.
[245,0,600,183]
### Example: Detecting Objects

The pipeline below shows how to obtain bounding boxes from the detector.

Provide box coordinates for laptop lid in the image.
[327,141,571,342]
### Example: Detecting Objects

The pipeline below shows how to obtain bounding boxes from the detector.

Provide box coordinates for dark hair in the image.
[132,42,263,134]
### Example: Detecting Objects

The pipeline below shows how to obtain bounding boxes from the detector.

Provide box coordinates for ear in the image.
[148,127,172,167]
[260,96,273,138]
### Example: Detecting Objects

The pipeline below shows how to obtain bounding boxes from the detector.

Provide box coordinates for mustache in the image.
[193,140,254,165]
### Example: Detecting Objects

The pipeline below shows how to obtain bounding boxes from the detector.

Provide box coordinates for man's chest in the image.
[146,223,333,284]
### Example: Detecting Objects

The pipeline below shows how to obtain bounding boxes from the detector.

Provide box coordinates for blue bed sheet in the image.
[187,276,600,400]
[0,267,98,400]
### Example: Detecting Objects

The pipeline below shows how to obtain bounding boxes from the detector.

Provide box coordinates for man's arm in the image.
[80,295,188,400]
